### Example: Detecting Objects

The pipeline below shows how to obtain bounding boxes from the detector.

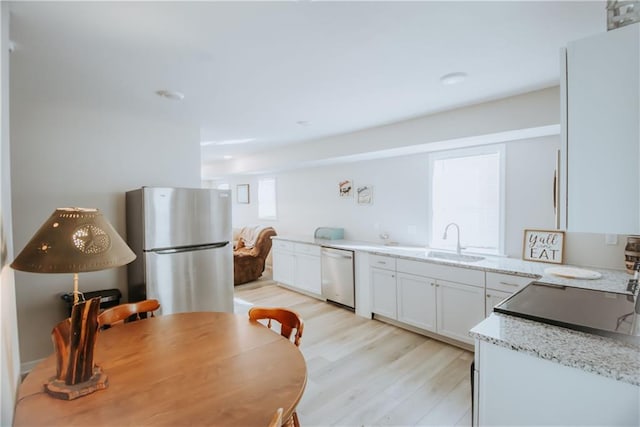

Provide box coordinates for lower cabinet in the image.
[485,289,511,316]
[484,272,534,317]
[436,279,485,343]
[272,240,321,296]
[370,255,485,345]
[397,272,436,331]
[371,267,397,318]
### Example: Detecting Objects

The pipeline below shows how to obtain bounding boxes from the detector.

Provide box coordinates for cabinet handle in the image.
[436,284,440,287]
[430,283,435,287]
[377,261,387,265]
[391,274,395,278]
[486,294,491,298]
[498,281,519,287]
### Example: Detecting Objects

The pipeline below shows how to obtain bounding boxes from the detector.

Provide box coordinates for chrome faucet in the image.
[443,222,463,255]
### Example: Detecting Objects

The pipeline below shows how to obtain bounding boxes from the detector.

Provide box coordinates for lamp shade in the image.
[11,207,136,273]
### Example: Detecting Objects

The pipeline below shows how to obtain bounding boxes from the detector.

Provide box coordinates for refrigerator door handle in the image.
[150,241,229,255]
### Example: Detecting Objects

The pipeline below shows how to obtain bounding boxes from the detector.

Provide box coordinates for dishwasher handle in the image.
[321,248,353,259]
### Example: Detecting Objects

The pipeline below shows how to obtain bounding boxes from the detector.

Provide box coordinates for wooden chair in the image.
[267,408,283,427]
[98,299,160,329]
[248,307,304,347]
[249,307,304,427]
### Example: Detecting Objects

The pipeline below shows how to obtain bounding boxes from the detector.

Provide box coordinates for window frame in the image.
[427,144,506,256]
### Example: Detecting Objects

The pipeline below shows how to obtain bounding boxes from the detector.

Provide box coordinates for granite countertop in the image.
[274,235,638,385]
[272,235,631,293]
[470,313,640,386]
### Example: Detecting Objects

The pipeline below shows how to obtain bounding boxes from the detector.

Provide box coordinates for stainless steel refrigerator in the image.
[125,187,233,314]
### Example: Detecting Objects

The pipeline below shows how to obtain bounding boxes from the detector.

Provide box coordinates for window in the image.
[428,145,505,255]
[217,183,230,190]
[258,177,277,220]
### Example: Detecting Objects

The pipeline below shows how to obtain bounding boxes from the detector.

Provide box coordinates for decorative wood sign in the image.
[522,229,565,264]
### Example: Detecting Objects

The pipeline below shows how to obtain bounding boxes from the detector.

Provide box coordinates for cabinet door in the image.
[565,24,639,233]
[272,250,295,286]
[295,253,321,295]
[370,267,397,319]
[397,272,436,332]
[436,279,484,344]
[485,289,511,318]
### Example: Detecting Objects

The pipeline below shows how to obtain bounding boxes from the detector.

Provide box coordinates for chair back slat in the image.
[98,299,160,329]
[248,307,304,347]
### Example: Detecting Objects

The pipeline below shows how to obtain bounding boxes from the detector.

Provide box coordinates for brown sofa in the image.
[233,226,277,286]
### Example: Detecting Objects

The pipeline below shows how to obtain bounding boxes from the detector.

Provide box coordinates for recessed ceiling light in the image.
[223,155,233,160]
[200,138,255,146]
[155,90,185,100]
[296,120,311,127]
[440,72,468,85]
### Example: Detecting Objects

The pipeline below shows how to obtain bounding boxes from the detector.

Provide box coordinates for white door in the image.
[272,250,295,286]
[397,272,436,332]
[295,253,321,295]
[436,280,484,344]
[370,267,397,319]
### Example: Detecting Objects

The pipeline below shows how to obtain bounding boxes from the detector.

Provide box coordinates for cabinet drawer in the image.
[370,254,396,271]
[272,239,294,252]
[397,259,484,288]
[294,242,320,256]
[486,272,534,293]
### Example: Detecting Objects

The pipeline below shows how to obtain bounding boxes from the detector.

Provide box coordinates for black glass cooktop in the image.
[494,281,639,345]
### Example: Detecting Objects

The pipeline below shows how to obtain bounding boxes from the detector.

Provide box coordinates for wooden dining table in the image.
[14,312,308,426]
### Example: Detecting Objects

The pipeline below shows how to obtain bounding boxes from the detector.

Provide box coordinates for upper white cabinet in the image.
[562,24,640,234]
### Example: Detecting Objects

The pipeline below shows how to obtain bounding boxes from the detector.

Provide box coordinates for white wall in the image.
[10,98,201,366]
[217,135,561,259]
[1,3,20,425]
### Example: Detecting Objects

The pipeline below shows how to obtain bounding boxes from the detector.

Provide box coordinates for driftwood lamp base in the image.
[45,365,108,400]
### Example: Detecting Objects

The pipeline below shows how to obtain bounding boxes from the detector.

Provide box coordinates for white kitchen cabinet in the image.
[370,267,397,319]
[397,272,437,331]
[272,241,295,285]
[272,240,322,297]
[295,253,321,295]
[484,271,534,317]
[370,255,484,346]
[562,24,640,234]
[436,279,485,344]
[485,289,511,317]
[476,340,639,426]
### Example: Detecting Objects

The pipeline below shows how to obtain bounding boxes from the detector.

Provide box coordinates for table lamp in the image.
[11,207,136,400]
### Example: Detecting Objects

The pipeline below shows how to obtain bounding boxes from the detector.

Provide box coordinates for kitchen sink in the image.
[426,251,485,263]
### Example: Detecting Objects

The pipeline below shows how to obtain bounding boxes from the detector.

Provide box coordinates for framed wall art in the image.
[357,185,373,205]
[522,229,565,264]
[236,184,249,204]
[339,180,352,197]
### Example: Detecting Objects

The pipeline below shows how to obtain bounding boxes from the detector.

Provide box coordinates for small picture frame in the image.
[522,229,565,264]
[357,185,373,205]
[339,180,352,197]
[236,184,249,204]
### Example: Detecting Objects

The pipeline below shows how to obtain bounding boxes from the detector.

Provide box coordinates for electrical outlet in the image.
[605,234,618,245]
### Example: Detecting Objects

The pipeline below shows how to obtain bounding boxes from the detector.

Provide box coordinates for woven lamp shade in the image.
[11,207,135,273]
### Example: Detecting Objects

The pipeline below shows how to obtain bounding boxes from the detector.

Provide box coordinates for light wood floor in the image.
[235,278,473,427]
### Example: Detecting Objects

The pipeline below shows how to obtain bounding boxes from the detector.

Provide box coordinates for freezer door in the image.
[145,245,233,314]
[142,187,231,250]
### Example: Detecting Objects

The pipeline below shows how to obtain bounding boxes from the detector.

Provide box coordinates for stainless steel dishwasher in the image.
[321,247,355,310]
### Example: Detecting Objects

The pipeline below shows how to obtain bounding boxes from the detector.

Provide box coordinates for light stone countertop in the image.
[272,235,631,293]
[470,313,640,386]
[273,235,638,385]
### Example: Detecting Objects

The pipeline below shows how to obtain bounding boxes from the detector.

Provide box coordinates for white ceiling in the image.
[9,1,606,164]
